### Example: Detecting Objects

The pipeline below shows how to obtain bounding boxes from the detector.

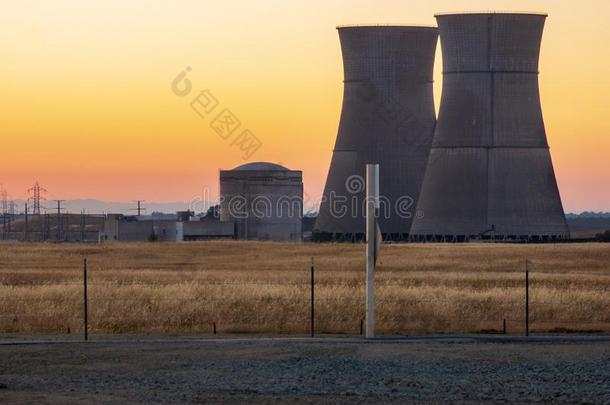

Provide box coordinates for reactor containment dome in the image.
[220,162,303,242]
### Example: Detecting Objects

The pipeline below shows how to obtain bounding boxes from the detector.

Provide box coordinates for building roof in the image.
[434,11,547,17]
[336,24,437,30]
[232,162,289,171]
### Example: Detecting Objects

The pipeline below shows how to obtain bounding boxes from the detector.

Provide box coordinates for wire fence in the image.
[1,258,609,337]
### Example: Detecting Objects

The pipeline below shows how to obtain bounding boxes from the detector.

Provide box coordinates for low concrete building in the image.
[101,213,234,242]
[177,219,234,241]
[220,162,303,241]
[100,215,177,242]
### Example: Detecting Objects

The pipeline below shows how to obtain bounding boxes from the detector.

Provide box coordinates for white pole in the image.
[366,164,379,338]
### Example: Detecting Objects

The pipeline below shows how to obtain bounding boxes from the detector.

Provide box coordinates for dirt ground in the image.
[0,336,609,404]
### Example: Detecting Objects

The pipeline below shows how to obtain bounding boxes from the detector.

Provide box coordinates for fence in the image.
[1,258,609,338]
[0,213,103,243]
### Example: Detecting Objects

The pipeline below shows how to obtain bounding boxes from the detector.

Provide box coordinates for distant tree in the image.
[595,230,610,242]
[205,205,220,219]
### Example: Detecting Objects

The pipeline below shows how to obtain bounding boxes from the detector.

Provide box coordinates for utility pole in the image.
[24,203,29,242]
[64,210,70,242]
[8,201,15,238]
[130,200,146,217]
[1,185,7,240]
[46,213,50,241]
[80,209,86,242]
[56,200,64,241]
[39,209,44,241]
[0,184,7,215]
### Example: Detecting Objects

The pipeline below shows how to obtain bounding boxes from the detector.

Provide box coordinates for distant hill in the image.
[566,212,610,219]
[568,220,610,238]
[564,212,610,238]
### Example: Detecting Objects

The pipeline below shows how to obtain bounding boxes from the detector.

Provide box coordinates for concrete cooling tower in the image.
[411,13,569,242]
[315,26,438,241]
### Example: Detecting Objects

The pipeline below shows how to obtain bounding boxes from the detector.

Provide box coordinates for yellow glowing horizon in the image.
[1,0,609,212]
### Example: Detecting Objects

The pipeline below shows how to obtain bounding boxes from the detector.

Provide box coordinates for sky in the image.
[1,0,609,213]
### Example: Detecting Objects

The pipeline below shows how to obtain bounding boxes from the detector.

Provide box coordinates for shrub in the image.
[596,230,610,242]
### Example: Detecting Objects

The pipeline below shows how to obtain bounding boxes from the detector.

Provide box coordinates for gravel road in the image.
[0,336,609,403]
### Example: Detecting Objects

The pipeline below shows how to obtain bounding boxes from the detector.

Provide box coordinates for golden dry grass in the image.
[0,241,609,335]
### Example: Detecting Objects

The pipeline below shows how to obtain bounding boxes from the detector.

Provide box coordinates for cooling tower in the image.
[411,13,569,242]
[314,26,438,240]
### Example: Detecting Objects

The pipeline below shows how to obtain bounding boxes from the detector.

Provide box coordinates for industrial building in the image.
[99,162,304,243]
[4,14,576,245]
[315,25,438,241]
[411,13,569,241]
[100,213,234,242]
[220,162,303,241]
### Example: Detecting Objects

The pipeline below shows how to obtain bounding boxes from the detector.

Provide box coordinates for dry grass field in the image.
[0,242,609,335]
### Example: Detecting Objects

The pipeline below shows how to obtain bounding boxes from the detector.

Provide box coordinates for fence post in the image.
[525,260,529,337]
[310,257,314,337]
[213,322,217,335]
[503,318,506,335]
[83,257,88,341]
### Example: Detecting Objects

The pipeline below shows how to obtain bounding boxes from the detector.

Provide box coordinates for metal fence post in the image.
[503,318,506,335]
[525,260,529,337]
[310,257,314,337]
[83,257,88,341]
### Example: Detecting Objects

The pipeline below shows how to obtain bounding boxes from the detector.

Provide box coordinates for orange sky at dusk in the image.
[1,0,609,212]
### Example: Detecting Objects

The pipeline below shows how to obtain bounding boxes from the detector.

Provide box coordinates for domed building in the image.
[219,162,303,241]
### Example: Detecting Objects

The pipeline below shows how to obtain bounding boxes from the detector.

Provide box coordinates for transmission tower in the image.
[0,184,7,215]
[27,181,47,216]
